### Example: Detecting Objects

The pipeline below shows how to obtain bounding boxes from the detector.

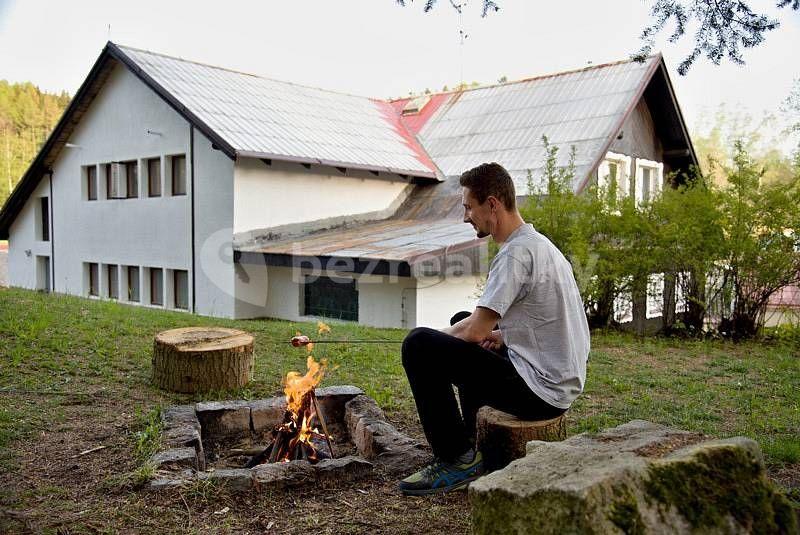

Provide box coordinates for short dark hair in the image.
[459,162,516,210]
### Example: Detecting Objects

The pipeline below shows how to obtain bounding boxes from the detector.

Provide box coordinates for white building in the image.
[0,43,695,329]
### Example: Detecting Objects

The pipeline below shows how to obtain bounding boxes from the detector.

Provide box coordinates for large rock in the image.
[161,404,205,469]
[150,447,198,471]
[344,395,431,473]
[198,468,254,491]
[249,398,287,439]
[195,400,251,440]
[252,460,316,490]
[469,420,797,535]
[314,456,373,485]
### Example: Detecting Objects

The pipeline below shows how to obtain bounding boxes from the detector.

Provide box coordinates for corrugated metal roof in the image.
[116,45,439,178]
[238,218,484,266]
[237,57,663,266]
[414,57,660,192]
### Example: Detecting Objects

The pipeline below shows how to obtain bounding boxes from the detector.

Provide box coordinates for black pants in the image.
[401,325,566,462]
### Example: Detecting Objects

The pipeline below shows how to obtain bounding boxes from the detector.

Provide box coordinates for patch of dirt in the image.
[594,434,628,443]
[769,463,800,491]
[633,433,707,458]
[0,392,471,535]
[601,345,715,373]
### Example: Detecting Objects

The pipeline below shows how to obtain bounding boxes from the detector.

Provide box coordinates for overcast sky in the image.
[1,0,798,140]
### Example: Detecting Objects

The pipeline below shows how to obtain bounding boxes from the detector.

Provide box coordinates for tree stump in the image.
[476,406,566,472]
[152,327,255,393]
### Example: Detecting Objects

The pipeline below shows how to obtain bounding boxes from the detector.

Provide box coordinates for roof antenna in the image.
[108,24,112,41]
[456,2,468,89]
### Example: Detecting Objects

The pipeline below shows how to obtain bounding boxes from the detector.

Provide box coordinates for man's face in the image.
[462,187,494,239]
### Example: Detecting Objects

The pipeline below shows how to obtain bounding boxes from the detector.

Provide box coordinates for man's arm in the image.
[441,306,500,343]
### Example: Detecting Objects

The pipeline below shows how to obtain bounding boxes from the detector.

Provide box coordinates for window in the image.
[148,158,161,197]
[106,163,125,199]
[88,263,99,296]
[107,264,118,299]
[39,197,49,241]
[174,270,188,309]
[150,268,163,306]
[634,158,664,206]
[125,161,138,198]
[128,266,140,302]
[597,152,632,203]
[172,155,186,195]
[303,275,358,321]
[87,166,98,201]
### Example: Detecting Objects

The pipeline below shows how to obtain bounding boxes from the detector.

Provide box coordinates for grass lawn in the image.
[0,287,798,533]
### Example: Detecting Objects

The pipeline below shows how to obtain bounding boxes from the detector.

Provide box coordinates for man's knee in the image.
[402,327,437,368]
[450,310,471,326]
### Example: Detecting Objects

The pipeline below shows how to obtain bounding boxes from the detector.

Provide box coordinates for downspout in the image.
[48,171,54,292]
[190,126,196,313]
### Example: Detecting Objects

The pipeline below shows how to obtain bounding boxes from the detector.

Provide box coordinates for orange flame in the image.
[284,355,326,414]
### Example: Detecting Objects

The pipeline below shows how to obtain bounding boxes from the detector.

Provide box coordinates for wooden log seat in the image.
[476,406,567,472]
[152,327,255,393]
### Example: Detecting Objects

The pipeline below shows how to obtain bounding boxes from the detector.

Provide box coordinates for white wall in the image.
[233,264,419,328]
[233,158,411,233]
[415,275,482,329]
[193,130,236,317]
[8,179,51,289]
[230,263,481,329]
[8,64,237,317]
[357,274,417,328]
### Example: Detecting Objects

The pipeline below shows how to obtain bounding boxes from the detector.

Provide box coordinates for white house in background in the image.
[0,42,696,329]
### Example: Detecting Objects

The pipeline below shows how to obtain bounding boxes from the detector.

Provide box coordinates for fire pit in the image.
[148,385,430,491]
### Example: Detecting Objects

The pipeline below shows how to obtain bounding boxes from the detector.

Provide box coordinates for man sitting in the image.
[399,162,590,495]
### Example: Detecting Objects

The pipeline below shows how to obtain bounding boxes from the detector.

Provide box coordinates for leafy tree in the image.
[650,169,726,332]
[519,137,657,330]
[716,142,800,338]
[0,81,70,205]
[692,105,795,186]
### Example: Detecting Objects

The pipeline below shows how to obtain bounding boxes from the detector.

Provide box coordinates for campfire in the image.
[246,325,335,467]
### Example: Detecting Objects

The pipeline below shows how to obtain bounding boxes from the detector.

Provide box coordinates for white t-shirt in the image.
[477,223,590,409]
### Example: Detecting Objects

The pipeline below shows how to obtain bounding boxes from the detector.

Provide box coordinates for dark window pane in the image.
[172,155,186,195]
[148,158,161,197]
[150,268,163,305]
[106,164,111,198]
[87,166,97,200]
[126,161,138,198]
[108,265,118,299]
[128,266,140,302]
[89,263,99,296]
[303,276,358,321]
[40,197,49,241]
[174,270,188,309]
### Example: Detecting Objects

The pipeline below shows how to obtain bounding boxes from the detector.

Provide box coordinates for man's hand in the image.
[480,329,504,351]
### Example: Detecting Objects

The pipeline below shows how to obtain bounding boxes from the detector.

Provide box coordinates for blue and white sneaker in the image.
[399,450,484,496]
